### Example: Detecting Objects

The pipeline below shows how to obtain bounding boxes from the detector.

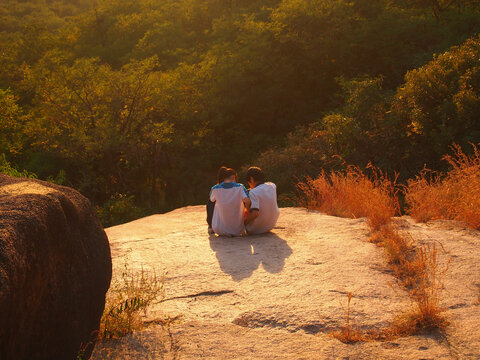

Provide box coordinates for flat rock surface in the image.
[92,206,480,359]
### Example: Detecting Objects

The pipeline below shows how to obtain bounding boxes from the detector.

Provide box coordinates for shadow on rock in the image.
[209,232,292,281]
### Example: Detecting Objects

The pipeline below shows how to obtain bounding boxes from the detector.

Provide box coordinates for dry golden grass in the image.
[99,264,165,340]
[372,231,448,332]
[296,164,399,230]
[332,239,448,344]
[330,292,370,343]
[407,244,449,330]
[331,244,447,343]
[373,232,448,338]
[298,165,448,343]
[406,143,480,229]
[370,225,419,288]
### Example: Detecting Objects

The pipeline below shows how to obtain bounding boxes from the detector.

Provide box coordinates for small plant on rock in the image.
[99,264,165,339]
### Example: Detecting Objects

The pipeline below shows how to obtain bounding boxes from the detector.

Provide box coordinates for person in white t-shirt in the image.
[209,168,250,237]
[244,167,280,234]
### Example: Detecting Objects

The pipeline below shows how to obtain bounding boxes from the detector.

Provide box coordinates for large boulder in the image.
[0,174,112,360]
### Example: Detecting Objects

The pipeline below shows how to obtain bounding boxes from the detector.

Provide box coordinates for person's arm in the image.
[244,190,259,225]
[241,184,250,208]
[244,208,259,225]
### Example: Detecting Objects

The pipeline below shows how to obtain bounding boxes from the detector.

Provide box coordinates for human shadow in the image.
[209,232,293,282]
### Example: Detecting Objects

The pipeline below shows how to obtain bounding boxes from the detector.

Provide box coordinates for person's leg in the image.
[207,199,215,228]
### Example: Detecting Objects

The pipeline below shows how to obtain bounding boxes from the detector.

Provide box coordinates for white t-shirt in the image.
[246,182,280,234]
[210,181,248,236]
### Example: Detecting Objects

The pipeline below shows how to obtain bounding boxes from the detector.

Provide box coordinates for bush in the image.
[251,123,343,197]
[96,193,146,228]
[296,164,399,230]
[406,143,480,229]
[0,153,37,178]
[392,35,480,170]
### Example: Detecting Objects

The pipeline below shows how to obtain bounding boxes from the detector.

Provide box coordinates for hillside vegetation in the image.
[1,0,480,224]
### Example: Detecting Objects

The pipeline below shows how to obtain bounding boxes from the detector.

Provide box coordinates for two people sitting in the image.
[207,166,280,237]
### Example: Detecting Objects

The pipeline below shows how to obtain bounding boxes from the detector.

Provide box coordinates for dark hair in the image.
[217,166,238,183]
[246,166,265,183]
[217,166,228,183]
[224,168,238,181]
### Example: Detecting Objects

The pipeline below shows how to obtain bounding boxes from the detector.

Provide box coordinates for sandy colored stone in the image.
[92,206,480,359]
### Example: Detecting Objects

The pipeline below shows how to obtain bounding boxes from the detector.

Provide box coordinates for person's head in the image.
[218,166,237,183]
[217,166,228,184]
[246,166,265,188]
[223,168,238,182]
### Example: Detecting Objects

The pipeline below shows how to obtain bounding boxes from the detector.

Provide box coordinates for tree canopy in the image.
[1,0,480,222]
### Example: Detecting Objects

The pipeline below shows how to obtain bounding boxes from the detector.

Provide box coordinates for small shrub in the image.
[250,123,342,196]
[96,193,146,227]
[99,265,165,339]
[46,169,67,185]
[406,143,480,229]
[0,154,37,178]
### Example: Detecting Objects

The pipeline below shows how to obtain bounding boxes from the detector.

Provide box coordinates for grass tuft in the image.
[406,244,449,331]
[99,264,165,339]
[330,292,370,343]
[406,143,480,229]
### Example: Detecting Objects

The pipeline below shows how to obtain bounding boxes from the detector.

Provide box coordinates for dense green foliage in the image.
[260,35,480,194]
[1,0,480,224]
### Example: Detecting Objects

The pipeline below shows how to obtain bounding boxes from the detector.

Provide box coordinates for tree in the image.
[28,55,173,206]
[392,35,480,170]
[0,89,27,157]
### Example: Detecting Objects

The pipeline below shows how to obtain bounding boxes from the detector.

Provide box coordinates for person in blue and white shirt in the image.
[244,166,280,234]
[207,166,228,233]
[209,168,250,237]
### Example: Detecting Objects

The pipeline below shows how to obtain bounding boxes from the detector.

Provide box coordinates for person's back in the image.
[244,167,280,235]
[210,180,248,236]
[246,182,279,234]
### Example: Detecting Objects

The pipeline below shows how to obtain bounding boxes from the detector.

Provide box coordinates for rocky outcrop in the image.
[0,175,112,360]
[93,206,480,359]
